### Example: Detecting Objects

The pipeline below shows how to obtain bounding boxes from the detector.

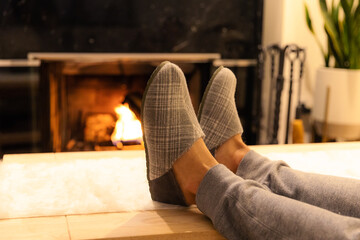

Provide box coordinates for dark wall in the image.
[0,0,263,59]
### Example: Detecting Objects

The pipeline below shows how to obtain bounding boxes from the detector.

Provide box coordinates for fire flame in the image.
[111,103,143,145]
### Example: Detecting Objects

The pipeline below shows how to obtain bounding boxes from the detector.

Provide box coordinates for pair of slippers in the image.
[141,61,243,206]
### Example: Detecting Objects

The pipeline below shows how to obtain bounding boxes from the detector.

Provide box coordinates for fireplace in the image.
[31,53,220,152]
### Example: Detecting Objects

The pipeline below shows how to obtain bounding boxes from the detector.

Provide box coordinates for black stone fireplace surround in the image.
[1,0,264,153]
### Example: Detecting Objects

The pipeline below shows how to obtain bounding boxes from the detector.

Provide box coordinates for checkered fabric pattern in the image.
[142,62,204,181]
[198,66,243,152]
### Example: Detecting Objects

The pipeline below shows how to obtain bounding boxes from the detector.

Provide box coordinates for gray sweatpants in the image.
[196,150,360,239]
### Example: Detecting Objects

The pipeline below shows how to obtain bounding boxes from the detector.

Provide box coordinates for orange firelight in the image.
[111,103,143,145]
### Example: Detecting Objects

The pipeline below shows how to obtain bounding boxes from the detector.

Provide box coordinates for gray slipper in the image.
[141,61,204,206]
[197,66,243,154]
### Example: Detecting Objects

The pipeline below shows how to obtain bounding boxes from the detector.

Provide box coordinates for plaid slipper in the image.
[197,66,243,154]
[141,61,204,206]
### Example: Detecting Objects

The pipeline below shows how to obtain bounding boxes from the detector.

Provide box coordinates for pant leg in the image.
[236,150,360,218]
[196,164,360,240]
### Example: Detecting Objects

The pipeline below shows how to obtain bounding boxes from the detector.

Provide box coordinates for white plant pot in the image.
[313,67,360,140]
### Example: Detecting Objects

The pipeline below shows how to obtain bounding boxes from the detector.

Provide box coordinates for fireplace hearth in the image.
[32,53,220,152]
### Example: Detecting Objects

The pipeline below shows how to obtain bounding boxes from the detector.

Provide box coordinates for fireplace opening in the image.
[36,54,217,152]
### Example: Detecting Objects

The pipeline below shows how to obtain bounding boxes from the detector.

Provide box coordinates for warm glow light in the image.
[111,103,143,144]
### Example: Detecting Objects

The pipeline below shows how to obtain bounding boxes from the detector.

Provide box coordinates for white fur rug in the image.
[1,148,360,219]
[264,149,360,180]
[0,157,179,219]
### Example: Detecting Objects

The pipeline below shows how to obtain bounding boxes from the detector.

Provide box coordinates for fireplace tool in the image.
[269,44,289,144]
[284,45,300,144]
[295,48,306,120]
[292,48,307,143]
[266,44,280,142]
[254,45,266,143]
[263,44,306,144]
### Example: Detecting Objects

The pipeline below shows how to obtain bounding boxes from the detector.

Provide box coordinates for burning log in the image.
[111,103,143,149]
[84,113,115,143]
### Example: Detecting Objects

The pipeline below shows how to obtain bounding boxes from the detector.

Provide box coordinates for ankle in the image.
[173,138,218,205]
[215,134,250,173]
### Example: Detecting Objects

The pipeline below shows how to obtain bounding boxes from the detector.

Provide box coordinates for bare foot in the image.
[173,138,218,205]
[215,134,250,174]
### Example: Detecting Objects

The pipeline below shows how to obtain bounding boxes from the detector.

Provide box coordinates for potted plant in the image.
[305,0,360,140]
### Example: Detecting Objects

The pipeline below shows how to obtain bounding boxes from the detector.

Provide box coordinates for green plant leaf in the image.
[305,2,327,63]
[353,4,360,31]
[319,0,328,12]
[331,0,340,33]
[320,0,345,65]
[306,0,360,68]
[326,27,343,67]
[305,3,314,33]
[350,0,354,8]
[352,4,360,68]
[341,0,352,15]
[342,0,356,68]
[342,18,350,59]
